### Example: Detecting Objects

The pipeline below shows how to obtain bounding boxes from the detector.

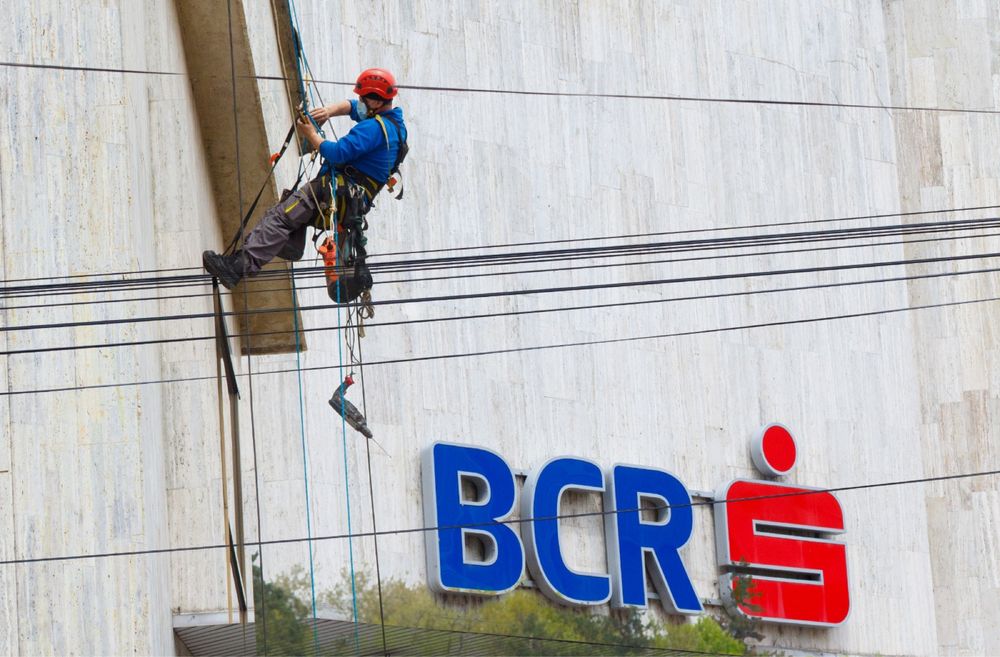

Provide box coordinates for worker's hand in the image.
[309,105,331,124]
[296,116,324,152]
[296,116,318,137]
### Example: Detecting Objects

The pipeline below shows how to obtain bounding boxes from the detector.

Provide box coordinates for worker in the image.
[202,67,407,299]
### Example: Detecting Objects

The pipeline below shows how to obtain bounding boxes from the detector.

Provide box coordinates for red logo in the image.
[714,424,850,626]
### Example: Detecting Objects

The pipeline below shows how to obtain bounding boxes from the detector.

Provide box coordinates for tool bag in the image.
[317,174,374,304]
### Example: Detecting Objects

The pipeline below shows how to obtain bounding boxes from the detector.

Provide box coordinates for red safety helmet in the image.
[354,68,397,100]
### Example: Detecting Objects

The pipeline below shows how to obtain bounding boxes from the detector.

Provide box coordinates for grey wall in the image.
[887,1,1000,653]
[2,1,999,656]
[0,1,191,654]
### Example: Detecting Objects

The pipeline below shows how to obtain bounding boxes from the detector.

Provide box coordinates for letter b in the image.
[422,443,524,594]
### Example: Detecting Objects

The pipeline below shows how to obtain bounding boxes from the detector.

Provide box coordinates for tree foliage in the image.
[251,560,312,656]
[250,560,747,655]
[243,568,746,655]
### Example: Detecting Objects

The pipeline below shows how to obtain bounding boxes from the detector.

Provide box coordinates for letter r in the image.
[604,464,703,613]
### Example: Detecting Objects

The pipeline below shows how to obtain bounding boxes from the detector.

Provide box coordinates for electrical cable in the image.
[356,335,389,656]
[0,60,181,77]
[2,202,999,286]
[9,59,1000,115]
[260,72,1000,115]
[4,216,999,308]
[0,464,995,566]
[6,227,1000,315]
[351,618,744,657]
[375,228,1000,286]
[365,216,1000,271]
[3,289,999,397]
[373,203,1000,258]
[5,248,1000,334]
[4,260,999,358]
[367,221,1000,276]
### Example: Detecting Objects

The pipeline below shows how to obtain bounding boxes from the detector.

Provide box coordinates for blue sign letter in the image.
[522,457,611,605]
[422,443,524,594]
[604,464,702,613]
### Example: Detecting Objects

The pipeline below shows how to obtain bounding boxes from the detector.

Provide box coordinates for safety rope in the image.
[288,14,309,114]
[212,283,235,623]
[283,4,360,653]
[216,5,367,652]
[282,9,323,650]
[289,259,320,637]
[222,1,263,654]
[287,0,328,139]
[223,121,297,256]
[355,334,389,655]
[287,0,328,116]
[289,83,364,650]
[331,185,362,651]
[322,169,386,655]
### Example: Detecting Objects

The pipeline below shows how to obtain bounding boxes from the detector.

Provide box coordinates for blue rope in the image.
[331,182,362,652]
[286,4,358,650]
[288,153,321,655]
[286,0,309,106]
[287,0,326,137]
[284,6,323,646]
[289,256,320,655]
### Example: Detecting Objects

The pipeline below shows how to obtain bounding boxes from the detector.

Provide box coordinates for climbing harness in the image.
[313,172,374,305]
[310,110,408,304]
[374,113,409,199]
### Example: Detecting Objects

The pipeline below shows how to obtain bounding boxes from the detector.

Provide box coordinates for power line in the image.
[255,293,1000,377]
[4,248,999,334]
[3,289,998,397]
[5,262,1000,358]
[0,60,180,77]
[4,215,999,302]
[373,204,1000,258]
[366,216,1000,272]
[263,74,1000,115]
[365,221,1000,278]
[349,619,722,657]
[5,227,1000,315]
[0,464,995,567]
[2,204,998,287]
[376,228,1000,286]
[6,59,999,115]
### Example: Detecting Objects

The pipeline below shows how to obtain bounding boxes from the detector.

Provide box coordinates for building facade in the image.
[2,1,1000,655]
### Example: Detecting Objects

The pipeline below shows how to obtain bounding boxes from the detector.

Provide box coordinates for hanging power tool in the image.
[328,375,373,438]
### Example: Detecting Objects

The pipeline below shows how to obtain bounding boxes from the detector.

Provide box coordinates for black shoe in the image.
[202,250,245,290]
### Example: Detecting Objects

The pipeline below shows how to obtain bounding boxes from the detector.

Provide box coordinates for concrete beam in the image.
[174,0,305,355]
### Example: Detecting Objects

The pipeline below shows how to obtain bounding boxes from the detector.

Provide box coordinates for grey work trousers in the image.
[241,176,332,275]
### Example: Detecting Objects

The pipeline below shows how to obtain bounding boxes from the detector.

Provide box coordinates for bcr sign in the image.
[421,424,849,627]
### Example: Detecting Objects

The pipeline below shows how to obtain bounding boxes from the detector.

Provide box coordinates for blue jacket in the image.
[319,100,407,185]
